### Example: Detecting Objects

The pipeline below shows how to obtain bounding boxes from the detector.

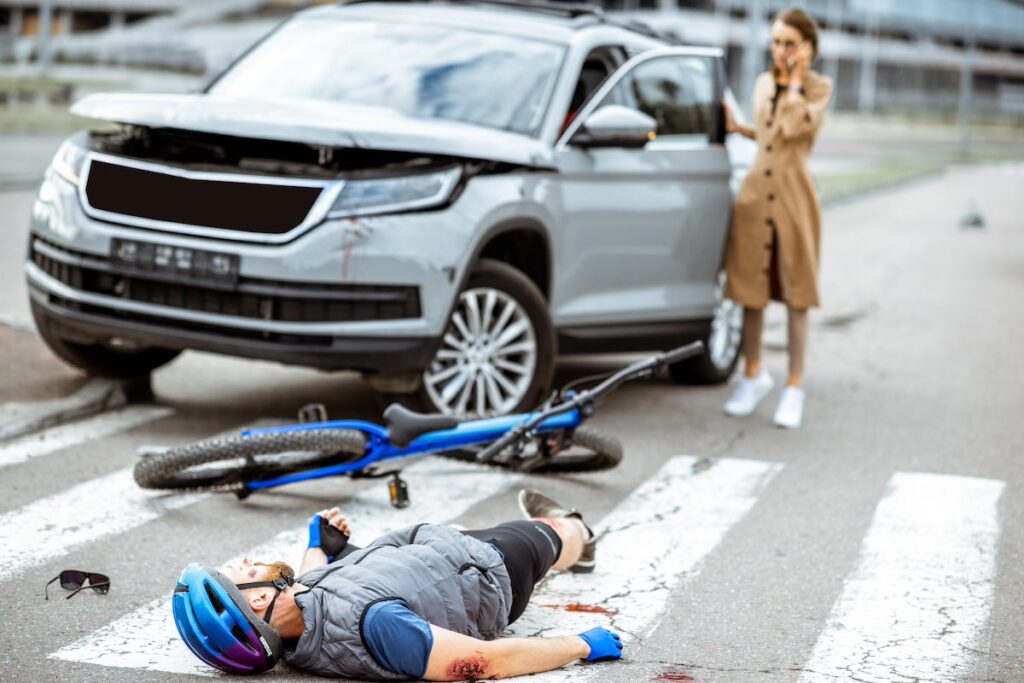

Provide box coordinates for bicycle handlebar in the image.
[475,341,704,463]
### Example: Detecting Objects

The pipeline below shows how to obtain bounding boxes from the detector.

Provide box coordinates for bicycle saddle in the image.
[383,403,459,448]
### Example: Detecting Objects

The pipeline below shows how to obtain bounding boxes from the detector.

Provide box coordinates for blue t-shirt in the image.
[362,600,434,678]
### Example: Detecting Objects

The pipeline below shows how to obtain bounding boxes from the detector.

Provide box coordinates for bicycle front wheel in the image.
[529,427,623,474]
[134,429,367,492]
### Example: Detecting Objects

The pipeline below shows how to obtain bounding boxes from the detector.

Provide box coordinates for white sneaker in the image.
[773,386,805,429]
[723,371,775,417]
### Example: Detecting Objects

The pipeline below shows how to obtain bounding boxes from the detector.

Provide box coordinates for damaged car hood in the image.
[72,92,555,169]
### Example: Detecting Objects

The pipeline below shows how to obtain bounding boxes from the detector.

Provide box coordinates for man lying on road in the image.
[172,489,623,679]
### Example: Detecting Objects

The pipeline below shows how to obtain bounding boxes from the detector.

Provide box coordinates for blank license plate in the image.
[111,239,239,284]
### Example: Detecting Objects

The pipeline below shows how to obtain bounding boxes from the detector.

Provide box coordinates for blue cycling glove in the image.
[307,514,349,561]
[577,626,623,662]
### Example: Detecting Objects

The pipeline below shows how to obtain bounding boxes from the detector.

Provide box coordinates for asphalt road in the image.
[0,161,1022,683]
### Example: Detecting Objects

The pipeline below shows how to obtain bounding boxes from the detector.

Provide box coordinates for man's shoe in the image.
[518,489,596,573]
[773,386,805,429]
[723,370,774,417]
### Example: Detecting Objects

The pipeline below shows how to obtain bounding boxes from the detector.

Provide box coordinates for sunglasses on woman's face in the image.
[45,570,110,600]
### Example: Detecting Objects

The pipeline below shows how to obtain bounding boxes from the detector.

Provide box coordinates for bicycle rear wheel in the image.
[133,429,367,492]
[438,426,622,474]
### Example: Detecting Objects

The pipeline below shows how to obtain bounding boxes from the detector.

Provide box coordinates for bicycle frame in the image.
[239,408,583,490]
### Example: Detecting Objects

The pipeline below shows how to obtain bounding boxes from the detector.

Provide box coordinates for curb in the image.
[0,375,153,443]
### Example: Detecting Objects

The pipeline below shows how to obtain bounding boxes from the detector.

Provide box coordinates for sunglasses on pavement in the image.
[45,570,111,600]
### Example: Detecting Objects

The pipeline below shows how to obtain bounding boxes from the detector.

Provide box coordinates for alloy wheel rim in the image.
[708,271,743,370]
[423,287,537,417]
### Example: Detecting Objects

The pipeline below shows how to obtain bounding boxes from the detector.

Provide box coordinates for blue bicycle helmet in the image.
[171,563,290,674]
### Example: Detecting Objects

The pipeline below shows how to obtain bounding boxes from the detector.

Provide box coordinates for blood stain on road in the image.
[540,602,618,615]
[655,672,703,682]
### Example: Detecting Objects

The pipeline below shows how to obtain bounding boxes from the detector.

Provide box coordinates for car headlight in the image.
[51,138,89,187]
[328,166,461,218]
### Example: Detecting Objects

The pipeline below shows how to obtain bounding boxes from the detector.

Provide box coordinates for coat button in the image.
[762,267,771,274]
[768,193,775,201]
[767,119,774,127]
[764,242,772,250]
[766,144,773,152]
[765,169,772,177]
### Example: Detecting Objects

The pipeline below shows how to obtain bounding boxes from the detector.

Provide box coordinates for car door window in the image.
[593,54,715,145]
[562,48,623,135]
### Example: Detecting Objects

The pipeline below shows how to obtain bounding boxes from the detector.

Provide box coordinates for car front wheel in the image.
[418,259,555,417]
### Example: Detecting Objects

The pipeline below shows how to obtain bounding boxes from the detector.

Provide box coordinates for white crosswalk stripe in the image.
[0,467,207,581]
[50,456,524,675]
[798,472,1004,682]
[509,456,783,681]
[0,419,276,581]
[32,449,1009,682]
[0,406,173,468]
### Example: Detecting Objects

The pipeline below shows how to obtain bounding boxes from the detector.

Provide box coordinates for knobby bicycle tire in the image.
[438,426,623,474]
[133,429,368,492]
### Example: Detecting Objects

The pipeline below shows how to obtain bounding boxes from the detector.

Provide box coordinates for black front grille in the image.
[84,159,323,234]
[31,239,421,324]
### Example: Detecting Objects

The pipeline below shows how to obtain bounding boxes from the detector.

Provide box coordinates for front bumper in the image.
[26,166,475,371]
[29,294,436,371]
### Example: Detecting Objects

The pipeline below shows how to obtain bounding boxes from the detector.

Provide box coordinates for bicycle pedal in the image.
[298,403,328,423]
[388,473,409,509]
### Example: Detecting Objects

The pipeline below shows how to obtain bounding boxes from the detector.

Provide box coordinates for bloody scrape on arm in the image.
[422,625,592,680]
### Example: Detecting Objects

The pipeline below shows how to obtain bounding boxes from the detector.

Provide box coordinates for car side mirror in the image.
[569,105,657,149]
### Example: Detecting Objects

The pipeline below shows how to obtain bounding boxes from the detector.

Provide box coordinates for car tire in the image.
[669,270,743,385]
[417,258,555,417]
[33,306,181,378]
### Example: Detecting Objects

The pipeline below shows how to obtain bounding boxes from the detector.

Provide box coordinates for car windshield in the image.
[208,17,566,136]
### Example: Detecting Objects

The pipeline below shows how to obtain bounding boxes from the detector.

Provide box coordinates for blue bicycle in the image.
[134,343,703,506]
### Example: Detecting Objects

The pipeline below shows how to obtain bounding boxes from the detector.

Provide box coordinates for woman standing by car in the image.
[721,7,832,429]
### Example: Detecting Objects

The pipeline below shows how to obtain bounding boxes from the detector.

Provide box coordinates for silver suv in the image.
[26,0,743,417]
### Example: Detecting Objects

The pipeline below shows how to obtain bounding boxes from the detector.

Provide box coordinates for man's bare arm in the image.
[299,547,328,575]
[423,625,590,681]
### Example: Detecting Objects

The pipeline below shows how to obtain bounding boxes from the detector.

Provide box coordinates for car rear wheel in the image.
[418,259,555,418]
[669,270,742,385]
[32,305,181,378]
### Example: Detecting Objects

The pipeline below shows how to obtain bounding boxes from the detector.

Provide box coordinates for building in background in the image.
[1,0,1023,121]
[618,0,1024,120]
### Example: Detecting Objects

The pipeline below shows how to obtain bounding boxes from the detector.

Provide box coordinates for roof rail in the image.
[602,17,685,45]
[341,0,604,20]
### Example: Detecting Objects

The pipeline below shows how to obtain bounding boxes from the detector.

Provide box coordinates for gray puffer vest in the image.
[284,523,512,680]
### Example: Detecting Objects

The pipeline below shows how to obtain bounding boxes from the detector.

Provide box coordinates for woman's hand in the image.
[723,99,737,134]
[788,40,813,86]
[722,100,755,140]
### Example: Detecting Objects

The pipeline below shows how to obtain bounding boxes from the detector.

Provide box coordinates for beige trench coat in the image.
[724,70,833,309]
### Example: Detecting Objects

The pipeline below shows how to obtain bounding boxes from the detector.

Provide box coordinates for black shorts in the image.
[462,520,562,624]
